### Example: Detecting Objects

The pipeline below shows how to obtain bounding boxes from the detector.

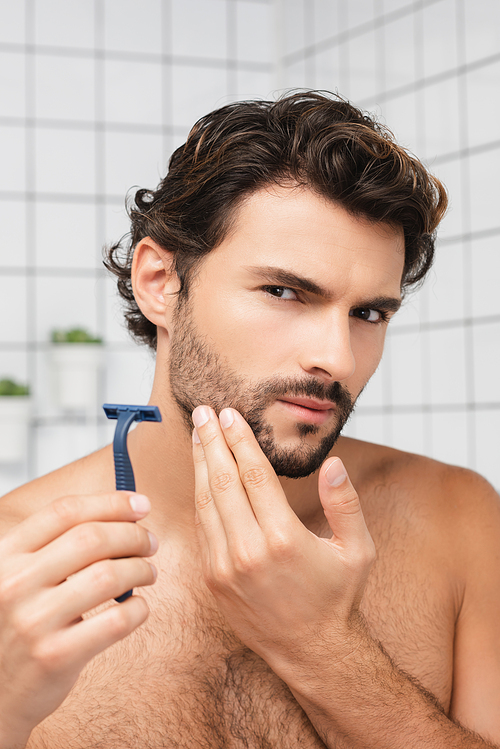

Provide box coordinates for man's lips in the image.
[276,397,336,425]
[278,396,336,411]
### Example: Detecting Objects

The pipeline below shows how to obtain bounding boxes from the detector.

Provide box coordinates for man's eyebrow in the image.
[244,265,402,312]
[360,296,402,313]
[245,265,333,298]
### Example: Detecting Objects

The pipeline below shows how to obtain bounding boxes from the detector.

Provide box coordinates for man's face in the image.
[167,185,404,479]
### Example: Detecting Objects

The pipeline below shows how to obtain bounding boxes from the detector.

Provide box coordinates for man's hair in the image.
[105,90,447,351]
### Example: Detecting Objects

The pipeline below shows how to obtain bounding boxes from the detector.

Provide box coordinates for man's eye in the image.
[350,308,384,323]
[264,286,298,301]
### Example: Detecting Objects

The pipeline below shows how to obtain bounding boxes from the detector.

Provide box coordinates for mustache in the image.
[253,376,354,411]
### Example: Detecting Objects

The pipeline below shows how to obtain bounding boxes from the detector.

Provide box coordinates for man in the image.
[0,92,499,748]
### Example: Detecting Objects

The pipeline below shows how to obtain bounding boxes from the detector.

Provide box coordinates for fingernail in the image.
[192,427,201,444]
[149,563,158,581]
[325,459,347,487]
[147,531,159,553]
[129,494,151,514]
[192,406,210,428]
[219,408,234,429]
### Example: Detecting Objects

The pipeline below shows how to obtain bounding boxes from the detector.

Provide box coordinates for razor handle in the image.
[103,404,162,602]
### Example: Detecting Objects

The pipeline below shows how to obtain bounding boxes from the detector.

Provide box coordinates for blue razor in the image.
[103,403,162,602]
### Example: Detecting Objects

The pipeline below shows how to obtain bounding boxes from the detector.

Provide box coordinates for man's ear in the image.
[131,237,180,331]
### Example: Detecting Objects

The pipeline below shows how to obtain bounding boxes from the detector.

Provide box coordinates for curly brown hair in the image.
[104,91,447,351]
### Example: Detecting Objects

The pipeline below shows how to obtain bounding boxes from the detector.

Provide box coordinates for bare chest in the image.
[32,539,456,749]
[34,578,326,749]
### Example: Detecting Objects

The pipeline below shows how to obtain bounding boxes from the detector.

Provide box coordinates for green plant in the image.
[51,327,103,344]
[0,378,30,396]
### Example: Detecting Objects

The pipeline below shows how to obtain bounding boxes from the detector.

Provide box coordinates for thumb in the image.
[319,458,370,547]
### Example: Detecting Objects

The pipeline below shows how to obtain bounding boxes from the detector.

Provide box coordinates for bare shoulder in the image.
[338,434,500,557]
[0,445,115,533]
[339,434,497,503]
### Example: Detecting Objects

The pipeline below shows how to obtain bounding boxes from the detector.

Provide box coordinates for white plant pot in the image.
[51,344,103,414]
[0,396,32,463]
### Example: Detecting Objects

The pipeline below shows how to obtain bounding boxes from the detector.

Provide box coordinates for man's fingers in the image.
[41,557,157,629]
[216,408,295,531]
[192,427,229,552]
[319,458,375,555]
[37,595,151,677]
[32,521,158,589]
[192,408,260,535]
[1,492,151,555]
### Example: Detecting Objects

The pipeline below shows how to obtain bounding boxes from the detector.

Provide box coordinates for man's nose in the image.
[299,313,356,383]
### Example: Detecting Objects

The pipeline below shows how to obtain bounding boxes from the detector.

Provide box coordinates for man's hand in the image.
[0,492,157,748]
[191,405,375,670]
[193,406,500,749]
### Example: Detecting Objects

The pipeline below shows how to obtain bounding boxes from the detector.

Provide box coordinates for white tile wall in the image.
[381,92,419,151]
[35,128,96,194]
[104,347,155,405]
[103,0,163,55]
[389,330,425,406]
[171,0,228,60]
[423,78,461,157]
[34,275,100,343]
[102,203,131,250]
[345,412,387,446]
[421,0,458,78]
[35,55,95,122]
[471,237,500,318]
[0,276,27,343]
[430,409,469,466]
[103,130,165,196]
[469,150,500,233]
[391,411,426,456]
[475,410,500,489]
[382,0,415,12]
[234,68,275,100]
[34,0,95,48]
[35,203,98,269]
[0,51,26,118]
[1,0,500,495]
[473,323,500,404]
[101,275,134,344]
[312,0,337,46]
[355,361,385,410]
[282,57,307,89]
[428,327,467,405]
[0,1,25,44]
[314,45,341,92]
[346,0,375,29]
[236,1,273,63]
[171,64,229,127]
[282,0,306,57]
[36,423,104,477]
[0,127,26,192]
[383,13,415,91]
[431,160,463,238]
[104,59,163,126]
[389,294,424,330]
[464,0,500,63]
[427,242,465,323]
[0,202,27,267]
[347,31,378,102]
[466,61,500,148]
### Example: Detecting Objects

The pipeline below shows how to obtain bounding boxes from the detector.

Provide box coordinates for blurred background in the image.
[0,0,499,495]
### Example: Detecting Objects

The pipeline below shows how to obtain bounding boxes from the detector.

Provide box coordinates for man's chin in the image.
[256,431,342,479]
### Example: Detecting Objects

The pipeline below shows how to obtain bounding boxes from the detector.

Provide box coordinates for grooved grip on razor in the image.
[103,403,162,602]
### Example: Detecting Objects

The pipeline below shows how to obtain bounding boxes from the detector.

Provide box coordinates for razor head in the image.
[103,403,162,423]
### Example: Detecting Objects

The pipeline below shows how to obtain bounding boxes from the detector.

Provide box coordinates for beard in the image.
[168,295,358,479]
